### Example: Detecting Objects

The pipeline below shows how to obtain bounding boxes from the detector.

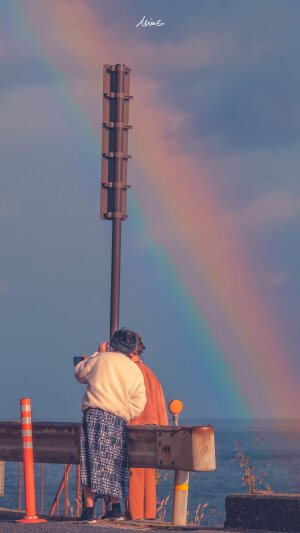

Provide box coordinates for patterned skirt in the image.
[80,407,129,499]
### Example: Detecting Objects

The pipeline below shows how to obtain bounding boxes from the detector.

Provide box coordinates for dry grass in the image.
[232,439,273,494]
[155,470,170,485]
[187,502,208,525]
[156,494,170,521]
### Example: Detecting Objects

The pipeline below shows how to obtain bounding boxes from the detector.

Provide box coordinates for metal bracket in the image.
[106,65,131,73]
[157,428,180,468]
[104,92,133,100]
[102,182,131,190]
[114,152,132,159]
[103,122,133,129]
[103,152,131,160]
[105,212,128,220]
[103,122,115,129]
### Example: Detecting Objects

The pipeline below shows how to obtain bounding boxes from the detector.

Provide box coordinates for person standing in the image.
[126,334,168,521]
[75,329,146,522]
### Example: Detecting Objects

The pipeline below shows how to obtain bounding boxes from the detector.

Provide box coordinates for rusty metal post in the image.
[76,465,80,517]
[18,462,22,510]
[169,400,189,526]
[110,220,121,337]
[64,464,68,517]
[40,463,44,514]
[49,464,72,516]
[0,461,4,498]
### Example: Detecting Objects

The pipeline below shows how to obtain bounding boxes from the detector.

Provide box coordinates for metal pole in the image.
[49,464,72,516]
[170,401,189,526]
[76,465,80,517]
[64,464,68,517]
[110,64,125,337]
[0,461,4,498]
[40,463,44,514]
[18,462,21,510]
[172,469,189,525]
[110,218,121,337]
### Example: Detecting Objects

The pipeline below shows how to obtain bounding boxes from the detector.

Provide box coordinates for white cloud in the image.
[229,189,300,230]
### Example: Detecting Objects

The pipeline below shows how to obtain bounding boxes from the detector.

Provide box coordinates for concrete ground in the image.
[1,508,300,533]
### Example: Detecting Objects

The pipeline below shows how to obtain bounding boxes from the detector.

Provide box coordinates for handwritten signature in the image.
[136,16,165,28]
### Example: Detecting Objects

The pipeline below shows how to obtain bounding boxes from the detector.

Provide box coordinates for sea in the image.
[1,419,299,527]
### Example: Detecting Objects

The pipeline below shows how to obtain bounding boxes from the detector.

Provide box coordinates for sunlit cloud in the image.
[229,189,300,231]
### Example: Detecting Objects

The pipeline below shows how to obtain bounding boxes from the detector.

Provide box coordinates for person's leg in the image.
[144,469,156,519]
[101,496,123,520]
[80,485,96,522]
[80,412,96,520]
[127,468,145,520]
[83,484,95,507]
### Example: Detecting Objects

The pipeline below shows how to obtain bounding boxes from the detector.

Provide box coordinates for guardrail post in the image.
[18,462,22,510]
[0,461,4,497]
[76,465,80,517]
[49,464,72,516]
[64,464,68,517]
[40,463,44,514]
[16,398,46,523]
[169,400,190,526]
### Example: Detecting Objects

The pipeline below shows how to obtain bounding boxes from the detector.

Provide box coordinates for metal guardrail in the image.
[0,421,216,471]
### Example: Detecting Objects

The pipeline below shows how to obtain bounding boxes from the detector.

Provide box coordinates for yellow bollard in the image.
[169,400,189,526]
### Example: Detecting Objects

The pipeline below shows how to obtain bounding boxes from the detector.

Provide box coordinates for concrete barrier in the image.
[224,493,300,532]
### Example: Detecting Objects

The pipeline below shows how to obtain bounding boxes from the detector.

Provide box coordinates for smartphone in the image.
[73,356,85,366]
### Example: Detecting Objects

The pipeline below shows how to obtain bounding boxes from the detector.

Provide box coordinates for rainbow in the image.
[13,0,300,418]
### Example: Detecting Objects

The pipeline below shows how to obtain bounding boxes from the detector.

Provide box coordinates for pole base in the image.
[16,516,47,523]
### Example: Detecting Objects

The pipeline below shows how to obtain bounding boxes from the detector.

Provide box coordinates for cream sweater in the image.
[74,351,147,422]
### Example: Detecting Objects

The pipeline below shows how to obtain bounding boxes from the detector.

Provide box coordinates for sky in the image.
[0,0,300,422]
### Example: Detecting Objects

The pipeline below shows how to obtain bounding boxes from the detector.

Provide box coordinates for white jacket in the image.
[75,351,147,422]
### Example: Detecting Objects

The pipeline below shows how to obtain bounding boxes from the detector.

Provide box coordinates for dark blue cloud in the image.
[191,65,300,151]
[116,0,300,152]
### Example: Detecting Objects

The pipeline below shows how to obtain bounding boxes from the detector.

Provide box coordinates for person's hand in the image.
[73,355,87,366]
[98,341,109,352]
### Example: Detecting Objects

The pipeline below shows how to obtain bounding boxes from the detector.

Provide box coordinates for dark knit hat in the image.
[110,329,137,355]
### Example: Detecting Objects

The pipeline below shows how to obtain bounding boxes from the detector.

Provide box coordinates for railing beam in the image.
[0,421,216,472]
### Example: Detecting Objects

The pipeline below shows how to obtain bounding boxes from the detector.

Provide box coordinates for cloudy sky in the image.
[1,0,299,422]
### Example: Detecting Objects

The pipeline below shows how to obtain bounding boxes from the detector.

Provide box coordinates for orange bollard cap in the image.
[20,398,31,405]
[169,399,183,415]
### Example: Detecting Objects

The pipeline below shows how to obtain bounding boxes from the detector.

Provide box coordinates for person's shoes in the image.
[101,505,124,521]
[80,506,97,523]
